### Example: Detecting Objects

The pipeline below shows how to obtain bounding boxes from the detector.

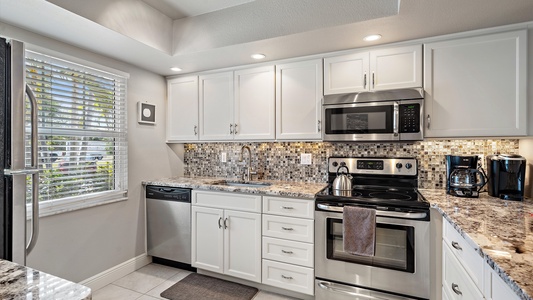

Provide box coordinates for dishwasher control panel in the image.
[146,185,191,202]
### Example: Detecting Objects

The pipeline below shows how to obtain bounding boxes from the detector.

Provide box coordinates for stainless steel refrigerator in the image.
[1,37,40,265]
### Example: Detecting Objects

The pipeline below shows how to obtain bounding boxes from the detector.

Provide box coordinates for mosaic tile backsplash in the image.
[183,139,520,189]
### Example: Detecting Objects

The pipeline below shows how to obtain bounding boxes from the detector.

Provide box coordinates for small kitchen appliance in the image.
[486,154,527,200]
[315,157,430,300]
[445,155,486,198]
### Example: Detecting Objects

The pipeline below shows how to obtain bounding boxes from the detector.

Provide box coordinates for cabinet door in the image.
[191,206,224,273]
[486,268,520,300]
[199,72,234,140]
[424,30,527,137]
[223,210,262,283]
[166,76,199,141]
[276,59,323,140]
[234,66,275,140]
[324,52,369,95]
[370,44,422,91]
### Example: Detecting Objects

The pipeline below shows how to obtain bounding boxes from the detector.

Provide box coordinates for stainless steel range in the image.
[315,157,430,300]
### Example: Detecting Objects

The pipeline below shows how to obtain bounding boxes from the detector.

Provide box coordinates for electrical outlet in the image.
[221,152,227,163]
[300,153,312,165]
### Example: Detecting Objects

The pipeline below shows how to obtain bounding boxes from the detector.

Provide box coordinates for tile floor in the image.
[93,263,297,300]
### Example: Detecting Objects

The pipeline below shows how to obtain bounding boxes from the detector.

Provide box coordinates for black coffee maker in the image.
[445,155,486,198]
[486,154,526,200]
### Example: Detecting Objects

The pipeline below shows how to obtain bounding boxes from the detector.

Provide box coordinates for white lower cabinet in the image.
[191,191,262,283]
[261,196,315,296]
[442,242,484,299]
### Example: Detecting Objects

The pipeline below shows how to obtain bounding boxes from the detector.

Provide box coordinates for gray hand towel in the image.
[343,206,376,256]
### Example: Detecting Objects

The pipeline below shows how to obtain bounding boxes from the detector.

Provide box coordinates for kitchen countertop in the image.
[423,189,533,300]
[142,176,328,199]
[0,259,91,299]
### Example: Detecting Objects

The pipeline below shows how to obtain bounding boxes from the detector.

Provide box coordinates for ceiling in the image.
[1,0,533,76]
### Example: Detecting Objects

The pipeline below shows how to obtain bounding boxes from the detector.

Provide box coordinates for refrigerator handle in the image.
[25,85,40,254]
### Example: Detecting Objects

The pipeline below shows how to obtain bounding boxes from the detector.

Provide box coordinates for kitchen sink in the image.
[210,180,272,188]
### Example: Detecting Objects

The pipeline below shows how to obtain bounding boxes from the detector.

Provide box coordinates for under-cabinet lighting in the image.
[170,67,182,72]
[251,53,266,60]
[363,34,382,42]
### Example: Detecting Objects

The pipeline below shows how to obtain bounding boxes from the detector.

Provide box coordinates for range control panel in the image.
[328,157,417,176]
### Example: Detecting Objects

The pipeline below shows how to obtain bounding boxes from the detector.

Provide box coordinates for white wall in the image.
[0,21,184,282]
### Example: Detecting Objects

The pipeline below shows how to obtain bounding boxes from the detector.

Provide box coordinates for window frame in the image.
[24,45,130,217]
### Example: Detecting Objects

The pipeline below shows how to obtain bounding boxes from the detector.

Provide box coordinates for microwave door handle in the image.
[393,102,399,137]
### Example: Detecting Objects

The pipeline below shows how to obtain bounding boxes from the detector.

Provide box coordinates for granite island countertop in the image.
[0,259,91,299]
[422,189,533,300]
[142,176,328,199]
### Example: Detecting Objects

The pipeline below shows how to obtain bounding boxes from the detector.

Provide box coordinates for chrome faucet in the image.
[238,145,256,182]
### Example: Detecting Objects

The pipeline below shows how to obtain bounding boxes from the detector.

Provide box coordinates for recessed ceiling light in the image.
[251,53,266,60]
[363,34,382,42]
[170,67,182,72]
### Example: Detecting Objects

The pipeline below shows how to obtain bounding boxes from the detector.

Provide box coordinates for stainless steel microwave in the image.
[322,88,424,142]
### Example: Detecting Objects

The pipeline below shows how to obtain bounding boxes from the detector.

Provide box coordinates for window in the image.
[25,50,128,216]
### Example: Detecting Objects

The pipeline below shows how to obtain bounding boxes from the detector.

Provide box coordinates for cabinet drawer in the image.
[442,243,484,299]
[192,190,261,213]
[262,259,314,295]
[262,237,314,268]
[263,215,314,243]
[263,196,314,219]
[443,221,483,287]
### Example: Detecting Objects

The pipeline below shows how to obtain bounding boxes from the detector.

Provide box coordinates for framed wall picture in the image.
[138,101,156,125]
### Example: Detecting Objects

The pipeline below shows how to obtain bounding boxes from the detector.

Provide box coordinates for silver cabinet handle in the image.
[224,218,228,229]
[194,125,198,135]
[229,124,234,134]
[281,249,293,254]
[234,123,238,134]
[281,275,293,280]
[25,85,40,254]
[281,206,294,210]
[317,120,321,132]
[218,217,223,229]
[281,227,294,231]
[363,73,367,89]
[427,114,431,129]
[451,241,462,251]
[451,283,462,295]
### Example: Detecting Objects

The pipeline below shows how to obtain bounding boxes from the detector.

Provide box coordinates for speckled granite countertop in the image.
[422,189,533,300]
[142,176,328,199]
[0,259,91,299]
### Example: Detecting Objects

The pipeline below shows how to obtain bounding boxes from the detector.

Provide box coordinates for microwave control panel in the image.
[399,104,420,133]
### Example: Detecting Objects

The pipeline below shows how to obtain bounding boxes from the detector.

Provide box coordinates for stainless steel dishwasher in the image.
[146,185,191,267]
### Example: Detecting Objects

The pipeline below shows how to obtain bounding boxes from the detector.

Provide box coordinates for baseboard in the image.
[79,254,152,291]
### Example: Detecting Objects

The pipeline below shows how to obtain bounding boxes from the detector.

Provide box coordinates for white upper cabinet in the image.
[199,72,234,140]
[166,76,199,142]
[324,44,422,95]
[234,66,276,140]
[424,30,527,137]
[276,59,323,140]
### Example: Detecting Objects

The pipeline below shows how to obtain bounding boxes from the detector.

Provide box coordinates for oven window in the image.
[326,218,415,273]
[325,105,393,134]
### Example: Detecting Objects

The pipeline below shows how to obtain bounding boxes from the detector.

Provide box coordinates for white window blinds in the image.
[25,50,128,206]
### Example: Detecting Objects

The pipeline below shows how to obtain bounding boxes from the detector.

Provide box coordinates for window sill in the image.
[26,191,128,219]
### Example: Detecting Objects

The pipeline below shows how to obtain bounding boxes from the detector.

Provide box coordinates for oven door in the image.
[322,101,399,141]
[315,207,430,299]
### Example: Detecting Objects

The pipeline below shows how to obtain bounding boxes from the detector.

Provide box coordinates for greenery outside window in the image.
[25,50,128,216]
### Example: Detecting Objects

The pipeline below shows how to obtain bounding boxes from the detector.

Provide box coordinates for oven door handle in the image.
[316,203,427,219]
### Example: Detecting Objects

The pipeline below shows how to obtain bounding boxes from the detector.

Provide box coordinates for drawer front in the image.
[442,243,484,300]
[262,259,314,295]
[262,215,314,243]
[263,196,314,219]
[443,221,483,287]
[193,190,262,213]
[262,237,314,268]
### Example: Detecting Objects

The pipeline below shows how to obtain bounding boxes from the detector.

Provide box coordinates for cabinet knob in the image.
[451,283,462,295]
[229,124,234,134]
[318,120,321,132]
[364,73,367,89]
[427,114,431,129]
[194,125,198,135]
[451,241,463,251]
[218,217,223,229]
[281,227,294,231]
[281,206,294,210]
[281,249,294,254]
[223,218,228,229]
[281,275,293,280]
[372,72,375,89]
[234,123,238,134]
